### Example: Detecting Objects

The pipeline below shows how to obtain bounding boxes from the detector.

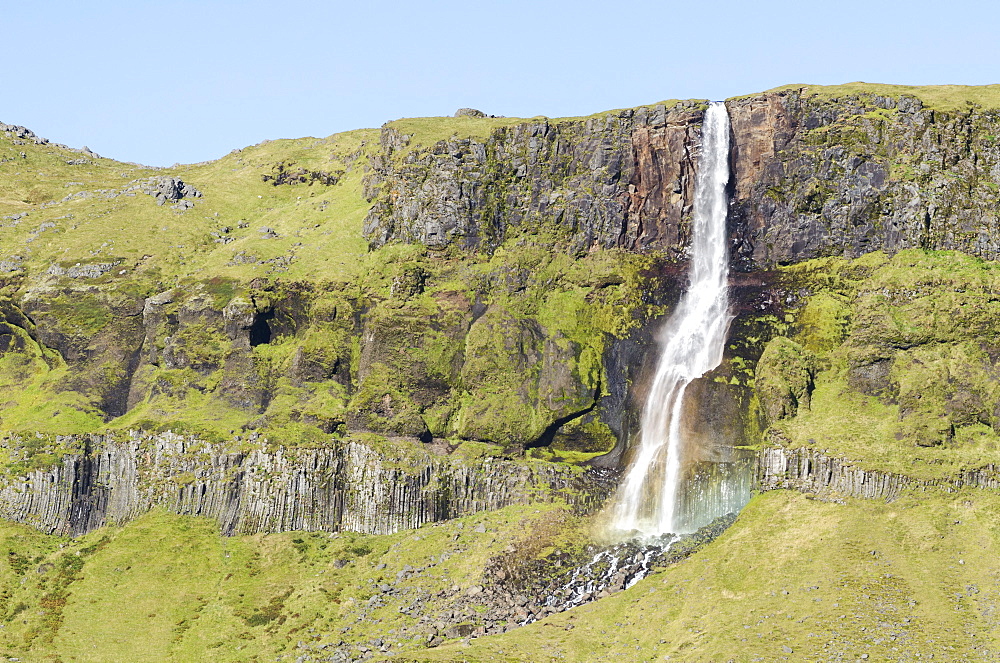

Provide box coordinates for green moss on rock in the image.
[755,337,818,425]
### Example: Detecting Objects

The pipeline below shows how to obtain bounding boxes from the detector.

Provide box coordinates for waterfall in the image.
[611,101,750,537]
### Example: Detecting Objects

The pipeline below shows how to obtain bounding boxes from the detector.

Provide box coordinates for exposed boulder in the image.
[129,176,203,206]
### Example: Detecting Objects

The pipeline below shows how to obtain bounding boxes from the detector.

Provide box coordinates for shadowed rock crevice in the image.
[248,310,274,347]
[525,394,598,450]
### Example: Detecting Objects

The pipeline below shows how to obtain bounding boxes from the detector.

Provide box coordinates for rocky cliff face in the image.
[364,89,1000,269]
[6,87,1000,543]
[0,431,613,537]
[363,102,705,255]
[728,90,1000,267]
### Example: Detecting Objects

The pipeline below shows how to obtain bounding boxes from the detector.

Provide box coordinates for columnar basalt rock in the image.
[756,445,1000,501]
[0,431,615,537]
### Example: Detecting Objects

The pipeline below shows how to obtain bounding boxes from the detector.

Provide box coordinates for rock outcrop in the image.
[728,90,1000,267]
[3,237,681,455]
[0,431,614,537]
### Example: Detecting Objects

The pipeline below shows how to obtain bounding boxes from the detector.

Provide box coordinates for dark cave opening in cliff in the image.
[249,310,274,346]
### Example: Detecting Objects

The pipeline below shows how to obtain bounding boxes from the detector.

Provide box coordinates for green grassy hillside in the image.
[759,249,1000,479]
[0,488,995,661]
[0,504,579,662]
[0,127,375,285]
[3,85,1000,662]
[408,488,1000,662]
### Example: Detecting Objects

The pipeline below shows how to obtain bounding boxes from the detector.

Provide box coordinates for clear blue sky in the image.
[7,0,998,166]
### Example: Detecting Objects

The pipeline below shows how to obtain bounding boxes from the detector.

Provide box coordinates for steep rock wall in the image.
[728,90,1000,267]
[757,445,1000,501]
[0,431,614,537]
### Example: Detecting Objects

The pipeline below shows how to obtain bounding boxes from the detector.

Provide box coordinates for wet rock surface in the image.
[464,514,738,631]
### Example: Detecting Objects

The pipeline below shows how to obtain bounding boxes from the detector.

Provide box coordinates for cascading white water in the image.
[611,101,747,537]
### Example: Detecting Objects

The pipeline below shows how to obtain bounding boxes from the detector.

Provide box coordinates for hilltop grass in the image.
[383,97,710,159]
[407,488,1000,662]
[383,116,532,155]
[738,82,1000,112]
[0,127,375,289]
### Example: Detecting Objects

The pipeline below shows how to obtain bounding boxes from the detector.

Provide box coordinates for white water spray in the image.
[611,101,747,537]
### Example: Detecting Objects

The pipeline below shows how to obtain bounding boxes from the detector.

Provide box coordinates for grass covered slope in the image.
[0,125,375,285]
[0,489,996,662]
[756,249,1000,479]
[409,489,1000,662]
[0,503,582,662]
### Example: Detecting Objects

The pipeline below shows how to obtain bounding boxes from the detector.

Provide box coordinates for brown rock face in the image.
[368,88,1000,269]
[726,92,798,201]
[624,116,699,251]
[727,88,1000,267]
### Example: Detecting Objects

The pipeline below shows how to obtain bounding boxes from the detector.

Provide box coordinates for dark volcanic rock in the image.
[366,90,1000,268]
[129,176,202,206]
[728,89,1000,266]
